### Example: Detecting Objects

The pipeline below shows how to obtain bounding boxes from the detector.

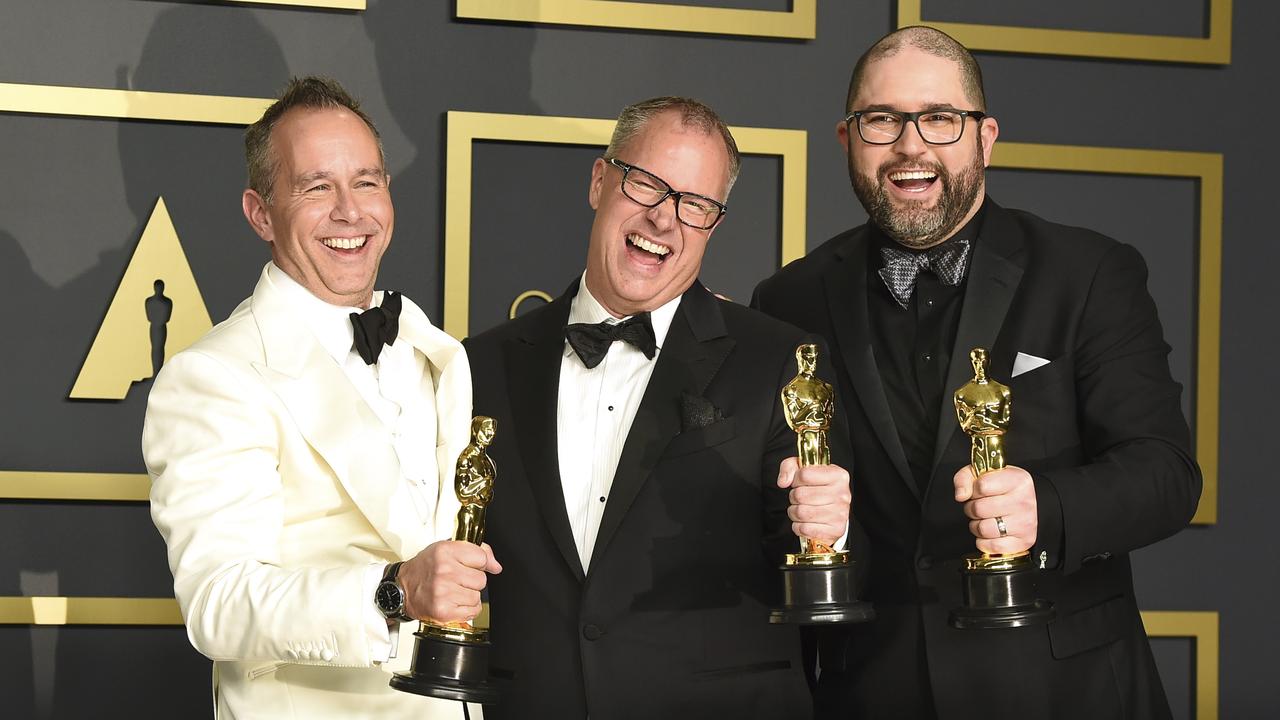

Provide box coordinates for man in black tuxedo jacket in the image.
[465,97,855,718]
[752,27,1201,720]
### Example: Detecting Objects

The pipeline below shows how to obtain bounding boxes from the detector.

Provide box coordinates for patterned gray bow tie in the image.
[878,238,971,309]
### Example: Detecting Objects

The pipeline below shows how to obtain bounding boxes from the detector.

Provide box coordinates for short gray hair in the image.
[604,96,741,197]
[244,76,385,204]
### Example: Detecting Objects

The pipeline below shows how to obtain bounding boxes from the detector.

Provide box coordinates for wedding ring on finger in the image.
[995,516,1009,537]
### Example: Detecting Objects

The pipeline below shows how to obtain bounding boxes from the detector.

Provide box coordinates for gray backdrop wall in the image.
[1,1,1274,717]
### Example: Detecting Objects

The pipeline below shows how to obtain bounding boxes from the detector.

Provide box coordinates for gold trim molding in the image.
[457,0,816,40]
[897,0,1232,65]
[1142,610,1219,719]
[0,472,150,502]
[990,142,1222,524]
[0,82,270,124]
[223,0,366,9]
[0,597,182,625]
[443,110,806,339]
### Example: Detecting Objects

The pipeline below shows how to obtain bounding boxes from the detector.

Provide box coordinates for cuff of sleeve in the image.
[1030,473,1065,572]
[364,563,394,664]
[834,521,850,552]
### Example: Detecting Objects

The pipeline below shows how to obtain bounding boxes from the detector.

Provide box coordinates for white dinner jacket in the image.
[144,265,474,719]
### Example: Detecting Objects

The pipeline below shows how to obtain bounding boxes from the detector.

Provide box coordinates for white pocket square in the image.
[1012,352,1050,378]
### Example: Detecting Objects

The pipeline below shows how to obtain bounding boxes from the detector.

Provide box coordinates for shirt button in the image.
[607,405,614,411]
[917,556,933,570]
[926,298,935,307]
[921,353,932,363]
[582,624,604,641]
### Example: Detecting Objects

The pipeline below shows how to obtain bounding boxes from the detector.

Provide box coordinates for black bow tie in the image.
[878,238,971,308]
[350,291,401,365]
[565,313,657,369]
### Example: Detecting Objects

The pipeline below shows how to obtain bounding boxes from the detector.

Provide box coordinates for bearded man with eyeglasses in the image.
[463,96,859,718]
[753,26,1201,720]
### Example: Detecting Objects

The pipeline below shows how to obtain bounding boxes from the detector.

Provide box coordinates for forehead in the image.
[271,108,381,167]
[616,112,730,196]
[854,47,969,110]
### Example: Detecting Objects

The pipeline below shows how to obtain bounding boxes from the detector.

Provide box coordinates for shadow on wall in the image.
[364,0,540,320]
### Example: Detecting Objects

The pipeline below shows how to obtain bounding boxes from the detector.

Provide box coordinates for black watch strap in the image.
[382,561,404,584]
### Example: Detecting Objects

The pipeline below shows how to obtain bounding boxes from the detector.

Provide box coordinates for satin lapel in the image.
[930,205,1027,472]
[506,291,586,581]
[823,238,917,499]
[395,297,473,548]
[248,269,413,558]
[590,283,734,567]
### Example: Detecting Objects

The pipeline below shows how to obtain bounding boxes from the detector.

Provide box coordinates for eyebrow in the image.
[292,167,386,188]
[857,103,964,113]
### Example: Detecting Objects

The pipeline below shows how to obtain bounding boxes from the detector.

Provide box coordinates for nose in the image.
[645,194,679,231]
[330,186,362,223]
[893,118,929,156]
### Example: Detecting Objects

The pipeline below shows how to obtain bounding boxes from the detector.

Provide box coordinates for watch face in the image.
[375,581,403,615]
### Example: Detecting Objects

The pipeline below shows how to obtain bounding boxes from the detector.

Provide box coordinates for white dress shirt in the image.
[556,277,681,571]
[268,263,438,661]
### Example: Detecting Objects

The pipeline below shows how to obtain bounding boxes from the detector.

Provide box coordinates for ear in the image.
[588,157,608,210]
[242,189,274,243]
[979,116,999,168]
[836,118,852,156]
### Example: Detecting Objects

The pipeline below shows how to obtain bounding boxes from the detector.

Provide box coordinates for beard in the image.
[850,140,985,249]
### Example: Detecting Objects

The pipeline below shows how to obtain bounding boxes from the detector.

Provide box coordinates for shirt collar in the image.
[567,273,681,351]
[267,262,386,366]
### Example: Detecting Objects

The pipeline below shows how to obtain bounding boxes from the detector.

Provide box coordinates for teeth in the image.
[627,233,670,256]
[889,170,937,181]
[321,236,368,250]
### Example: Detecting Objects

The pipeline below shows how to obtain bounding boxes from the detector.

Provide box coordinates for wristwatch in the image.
[374,561,413,623]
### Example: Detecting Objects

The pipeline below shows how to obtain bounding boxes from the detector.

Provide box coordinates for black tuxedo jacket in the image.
[752,200,1201,720]
[465,280,841,719]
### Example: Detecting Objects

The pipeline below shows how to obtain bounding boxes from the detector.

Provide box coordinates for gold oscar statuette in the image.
[391,416,501,702]
[949,349,1054,629]
[769,344,874,625]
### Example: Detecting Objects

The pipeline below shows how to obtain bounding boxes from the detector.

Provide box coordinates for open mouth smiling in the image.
[627,232,671,263]
[320,235,369,251]
[887,169,938,193]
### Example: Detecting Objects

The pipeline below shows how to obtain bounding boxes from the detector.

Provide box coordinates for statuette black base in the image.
[390,625,499,704]
[769,554,875,625]
[949,553,1055,630]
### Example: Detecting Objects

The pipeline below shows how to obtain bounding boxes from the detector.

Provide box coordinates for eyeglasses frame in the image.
[844,109,988,146]
[605,157,728,230]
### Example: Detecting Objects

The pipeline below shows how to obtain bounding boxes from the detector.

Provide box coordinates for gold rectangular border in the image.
[223,0,366,9]
[898,0,1232,64]
[1141,610,1219,719]
[0,82,271,124]
[0,472,150,502]
[0,597,182,625]
[0,83,270,505]
[443,110,806,339]
[457,0,815,40]
[991,142,1221,525]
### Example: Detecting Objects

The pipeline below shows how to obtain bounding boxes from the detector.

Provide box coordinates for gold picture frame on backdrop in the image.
[457,0,816,40]
[442,110,807,339]
[989,142,1222,525]
[1141,611,1219,720]
[897,0,1232,64]
[223,0,366,9]
[0,83,272,625]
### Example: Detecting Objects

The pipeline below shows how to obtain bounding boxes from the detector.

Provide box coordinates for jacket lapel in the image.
[248,267,415,559]
[589,282,735,568]
[505,285,587,581]
[930,202,1027,471]
[823,233,917,499]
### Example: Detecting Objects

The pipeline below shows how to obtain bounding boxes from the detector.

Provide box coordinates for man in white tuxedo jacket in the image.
[143,77,499,719]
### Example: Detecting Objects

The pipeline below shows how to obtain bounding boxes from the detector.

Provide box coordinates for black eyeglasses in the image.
[606,158,727,230]
[845,109,987,146]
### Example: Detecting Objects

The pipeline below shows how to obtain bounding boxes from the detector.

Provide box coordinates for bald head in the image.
[845,26,986,112]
